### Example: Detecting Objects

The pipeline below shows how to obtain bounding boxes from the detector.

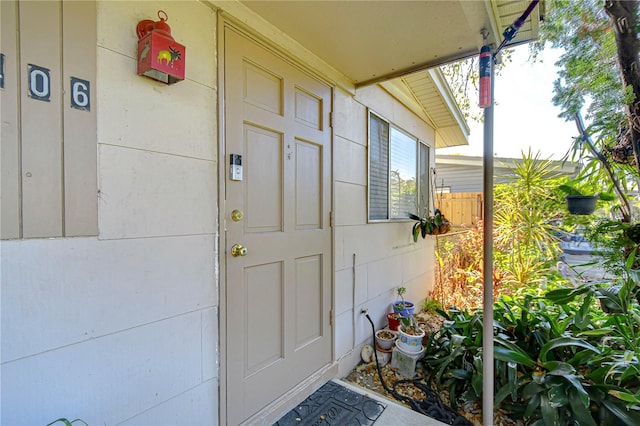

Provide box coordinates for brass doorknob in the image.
[231,209,244,222]
[231,244,247,257]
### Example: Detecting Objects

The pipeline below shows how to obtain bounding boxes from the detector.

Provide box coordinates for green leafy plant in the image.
[409,209,451,242]
[395,286,421,334]
[422,298,442,314]
[493,150,566,290]
[424,270,640,425]
[558,177,615,200]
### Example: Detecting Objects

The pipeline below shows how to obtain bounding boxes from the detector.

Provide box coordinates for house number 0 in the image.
[28,64,51,101]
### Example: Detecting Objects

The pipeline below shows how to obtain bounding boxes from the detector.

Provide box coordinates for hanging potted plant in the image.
[558,180,614,215]
[409,209,451,241]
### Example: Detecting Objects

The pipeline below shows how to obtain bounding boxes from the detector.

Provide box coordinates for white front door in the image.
[223,27,333,425]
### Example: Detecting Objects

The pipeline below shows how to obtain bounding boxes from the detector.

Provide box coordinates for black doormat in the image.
[273,381,386,426]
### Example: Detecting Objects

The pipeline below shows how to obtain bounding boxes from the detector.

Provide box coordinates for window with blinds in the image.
[368,112,430,221]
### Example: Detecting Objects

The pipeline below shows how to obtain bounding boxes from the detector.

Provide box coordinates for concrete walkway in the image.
[335,379,448,426]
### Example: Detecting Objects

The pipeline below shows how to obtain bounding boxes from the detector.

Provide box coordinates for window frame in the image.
[367,110,431,223]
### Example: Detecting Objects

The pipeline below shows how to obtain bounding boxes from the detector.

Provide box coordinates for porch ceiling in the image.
[240,0,542,86]
[238,0,543,148]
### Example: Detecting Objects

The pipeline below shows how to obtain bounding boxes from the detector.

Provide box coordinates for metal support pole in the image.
[482,48,495,426]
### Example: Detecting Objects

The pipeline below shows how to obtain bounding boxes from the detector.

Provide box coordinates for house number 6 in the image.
[70,77,90,111]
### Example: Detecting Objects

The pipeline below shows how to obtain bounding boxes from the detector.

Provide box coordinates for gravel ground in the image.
[343,311,526,426]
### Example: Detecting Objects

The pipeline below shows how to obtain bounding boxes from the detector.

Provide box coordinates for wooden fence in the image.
[437,192,483,227]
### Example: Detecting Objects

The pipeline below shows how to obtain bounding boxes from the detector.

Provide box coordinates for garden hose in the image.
[365,313,472,426]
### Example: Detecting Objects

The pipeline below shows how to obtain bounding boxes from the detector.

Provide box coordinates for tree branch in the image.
[575,112,631,222]
[604,0,640,173]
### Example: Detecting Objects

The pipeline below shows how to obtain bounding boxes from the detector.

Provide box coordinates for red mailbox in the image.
[136,10,186,84]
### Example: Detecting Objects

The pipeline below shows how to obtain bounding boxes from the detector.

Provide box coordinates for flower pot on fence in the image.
[566,195,597,215]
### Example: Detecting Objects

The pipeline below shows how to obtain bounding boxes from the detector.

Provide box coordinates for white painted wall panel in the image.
[98,145,216,239]
[334,309,354,360]
[333,88,366,145]
[334,263,370,316]
[335,136,366,185]
[337,223,413,269]
[333,83,438,377]
[334,268,354,316]
[2,312,203,426]
[97,1,216,89]
[367,255,403,300]
[401,246,431,283]
[1,235,215,362]
[334,182,366,226]
[201,307,219,382]
[119,380,218,426]
[97,50,216,161]
[353,292,389,346]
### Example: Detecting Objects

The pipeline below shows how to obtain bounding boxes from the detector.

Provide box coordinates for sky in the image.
[438,44,577,160]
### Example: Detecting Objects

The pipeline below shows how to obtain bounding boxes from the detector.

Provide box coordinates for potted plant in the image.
[375,329,397,350]
[386,312,401,331]
[391,286,414,317]
[409,209,451,241]
[397,318,425,353]
[558,180,614,215]
[394,287,425,353]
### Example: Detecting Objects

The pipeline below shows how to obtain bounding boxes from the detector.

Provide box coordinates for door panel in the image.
[245,261,283,375]
[295,140,321,229]
[244,125,283,233]
[224,28,332,426]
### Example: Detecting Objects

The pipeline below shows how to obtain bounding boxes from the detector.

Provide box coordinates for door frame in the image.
[216,15,337,425]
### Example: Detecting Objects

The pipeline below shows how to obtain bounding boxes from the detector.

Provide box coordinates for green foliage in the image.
[586,218,640,275]
[422,298,442,314]
[409,209,450,241]
[493,149,565,288]
[425,251,640,425]
[532,0,639,206]
[533,0,622,128]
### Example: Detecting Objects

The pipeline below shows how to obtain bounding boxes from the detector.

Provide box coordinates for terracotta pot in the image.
[387,312,401,331]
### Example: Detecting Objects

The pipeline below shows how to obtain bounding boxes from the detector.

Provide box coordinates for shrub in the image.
[423,264,640,425]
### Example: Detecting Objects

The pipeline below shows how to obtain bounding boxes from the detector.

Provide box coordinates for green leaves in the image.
[539,336,601,362]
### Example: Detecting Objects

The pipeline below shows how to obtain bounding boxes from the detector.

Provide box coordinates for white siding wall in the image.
[333,86,436,376]
[1,2,219,425]
[435,163,486,193]
[2,1,440,423]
